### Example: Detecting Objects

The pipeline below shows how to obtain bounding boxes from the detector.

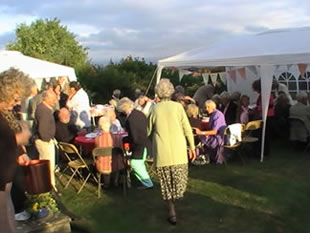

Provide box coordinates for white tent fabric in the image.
[157,27,310,162]
[0,50,77,81]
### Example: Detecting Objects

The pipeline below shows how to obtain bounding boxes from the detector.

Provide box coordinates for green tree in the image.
[6,18,88,69]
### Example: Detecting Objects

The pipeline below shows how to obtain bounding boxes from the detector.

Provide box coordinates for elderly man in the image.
[54,107,76,143]
[194,100,227,164]
[34,90,58,189]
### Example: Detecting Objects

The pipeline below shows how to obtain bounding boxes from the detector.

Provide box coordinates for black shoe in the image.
[167,216,177,225]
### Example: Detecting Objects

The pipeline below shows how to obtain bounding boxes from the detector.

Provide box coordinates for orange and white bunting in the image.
[298,64,307,77]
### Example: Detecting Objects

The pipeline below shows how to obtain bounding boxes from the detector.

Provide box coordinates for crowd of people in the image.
[1,66,309,231]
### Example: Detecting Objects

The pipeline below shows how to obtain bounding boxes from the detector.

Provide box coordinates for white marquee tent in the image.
[0,50,77,88]
[157,27,310,162]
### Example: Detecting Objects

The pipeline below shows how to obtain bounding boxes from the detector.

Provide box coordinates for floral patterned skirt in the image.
[156,164,188,201]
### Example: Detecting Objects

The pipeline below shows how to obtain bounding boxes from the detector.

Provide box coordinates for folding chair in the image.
[240,120,263,157]
[145,157,156,177]
[58,142,96,194]
[92,147,128,198]
[223,123,245,164]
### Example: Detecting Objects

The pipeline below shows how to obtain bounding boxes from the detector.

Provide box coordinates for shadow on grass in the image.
[57,139,310,232]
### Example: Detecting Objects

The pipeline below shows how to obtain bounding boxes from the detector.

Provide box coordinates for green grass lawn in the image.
[57,140,310,233]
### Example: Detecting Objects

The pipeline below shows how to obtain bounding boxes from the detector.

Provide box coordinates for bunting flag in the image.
[298,64,307,77]
[192,72,201,77]
[238,67,246,80]
[202,73,209,85]
[228,70,237,83]
[210,73,218,86]
[219,72,227,85]
[247,65,258,76]
[178,69,192,82]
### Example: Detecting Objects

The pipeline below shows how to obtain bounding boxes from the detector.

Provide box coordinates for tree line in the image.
[6,18,225,104]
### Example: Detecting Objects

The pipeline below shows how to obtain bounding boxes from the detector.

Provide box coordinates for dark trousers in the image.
[11,166,27,214]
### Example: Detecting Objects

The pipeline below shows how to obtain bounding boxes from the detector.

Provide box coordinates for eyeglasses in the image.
[14,98,21,103]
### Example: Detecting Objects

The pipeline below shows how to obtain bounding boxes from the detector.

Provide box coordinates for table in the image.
[74,132,128,154]
[201,121,209,131]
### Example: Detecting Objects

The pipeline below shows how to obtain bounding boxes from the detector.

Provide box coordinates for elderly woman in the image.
[94,116,124,188]
[117,97,153,190]
[147,79,196,225]
[194,100,227,164]
[0,68,33,232]
[186,103,202,129]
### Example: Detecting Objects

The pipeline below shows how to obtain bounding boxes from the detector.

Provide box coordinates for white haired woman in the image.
[147,78,196,225]
[117,97,153,189]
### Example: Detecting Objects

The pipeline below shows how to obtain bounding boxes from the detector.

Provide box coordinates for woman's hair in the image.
[155,78,175,99]
[117,97,134,114]
[186,104,199,118]
[0,68,33,103]
[252,79,261,93]
[240,94,250,106]
[98,116,111,132]
[69,81,81,91]
[205,99,216,109]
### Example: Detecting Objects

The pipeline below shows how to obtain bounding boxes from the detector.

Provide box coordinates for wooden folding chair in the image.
[58,142,96,194]
[242,120,263,142]
[240,120,263,157]
[92,147,128,198]
[145,157,156,178]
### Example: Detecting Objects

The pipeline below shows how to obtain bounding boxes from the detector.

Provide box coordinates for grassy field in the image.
[56,140,310,233]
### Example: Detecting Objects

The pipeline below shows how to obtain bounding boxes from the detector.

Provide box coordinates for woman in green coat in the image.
[147,78,196,225]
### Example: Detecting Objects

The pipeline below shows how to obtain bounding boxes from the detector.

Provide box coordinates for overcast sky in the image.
[0,0,309,65]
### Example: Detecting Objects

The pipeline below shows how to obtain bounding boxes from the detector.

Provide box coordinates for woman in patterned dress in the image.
[147,79,196,225]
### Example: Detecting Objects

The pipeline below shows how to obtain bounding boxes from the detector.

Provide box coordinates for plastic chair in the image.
[58,142,96,194]
[223,123,245,164]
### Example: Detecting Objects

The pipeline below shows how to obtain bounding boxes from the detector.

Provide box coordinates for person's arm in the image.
[16,153,30,166]
[193,127,217,136]
[15,122,31,145]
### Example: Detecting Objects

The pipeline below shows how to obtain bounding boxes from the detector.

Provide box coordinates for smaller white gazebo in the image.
[0,50,77,88]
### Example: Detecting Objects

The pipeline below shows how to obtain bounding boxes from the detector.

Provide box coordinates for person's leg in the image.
[130,149,153,188]
[35,139,56,188]
[0,183,16,233]
[166,199,176,224]
[11,166,27,214]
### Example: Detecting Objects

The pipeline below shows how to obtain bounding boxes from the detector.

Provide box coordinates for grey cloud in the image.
[0,0,309,65]
[0,32,15,49]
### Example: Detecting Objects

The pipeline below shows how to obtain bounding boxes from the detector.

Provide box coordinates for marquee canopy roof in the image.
[0,50,77,81]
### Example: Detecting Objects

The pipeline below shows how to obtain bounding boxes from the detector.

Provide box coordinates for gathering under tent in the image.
[156,27,310,162]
